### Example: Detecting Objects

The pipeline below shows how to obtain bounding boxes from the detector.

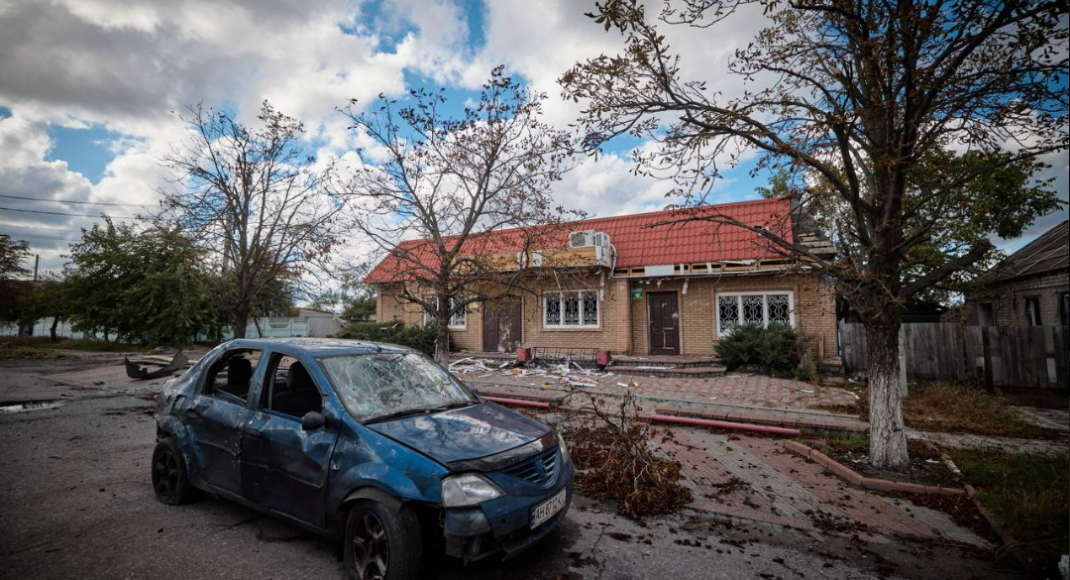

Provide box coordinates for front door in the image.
[241,353,339,528]
[648,292,680,355]
[483,297,523,352]
[185,349,263,495]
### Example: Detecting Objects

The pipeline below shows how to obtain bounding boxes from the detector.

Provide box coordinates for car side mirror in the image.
[302,411,327,431]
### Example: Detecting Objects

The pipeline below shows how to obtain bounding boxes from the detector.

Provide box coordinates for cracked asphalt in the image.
[0,355,1023,580]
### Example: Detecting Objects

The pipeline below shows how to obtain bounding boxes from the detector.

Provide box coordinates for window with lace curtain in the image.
[544,290,599,328]
[716,292,795,336]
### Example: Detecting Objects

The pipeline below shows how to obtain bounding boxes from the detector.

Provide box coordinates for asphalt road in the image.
[0,356,1021,580]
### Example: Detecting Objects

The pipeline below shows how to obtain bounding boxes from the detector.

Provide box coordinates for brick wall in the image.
[627,273,837,358]
[376,270,838,360]
[965,270,1070,327]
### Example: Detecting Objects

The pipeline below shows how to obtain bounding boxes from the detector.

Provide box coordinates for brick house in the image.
[965,220,1069,327]
[364,198,839,363]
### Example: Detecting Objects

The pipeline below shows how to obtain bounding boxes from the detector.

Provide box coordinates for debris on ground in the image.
[124,350,189,380]
[449,357,616,389]
[563,394,692,519]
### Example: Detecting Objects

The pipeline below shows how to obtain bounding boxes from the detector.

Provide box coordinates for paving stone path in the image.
[661,429,993,550]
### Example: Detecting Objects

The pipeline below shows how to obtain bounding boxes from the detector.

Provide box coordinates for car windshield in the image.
[319,353,477,422]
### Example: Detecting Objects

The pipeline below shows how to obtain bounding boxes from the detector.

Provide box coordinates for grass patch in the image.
[824,382,1061,439]
[0,336,153,352]
[948,448,1069,575]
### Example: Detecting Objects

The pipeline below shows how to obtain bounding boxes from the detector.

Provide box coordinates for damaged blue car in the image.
[152,338,574,580]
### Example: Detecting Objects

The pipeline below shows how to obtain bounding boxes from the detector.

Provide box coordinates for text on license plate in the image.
[530,489,567,530]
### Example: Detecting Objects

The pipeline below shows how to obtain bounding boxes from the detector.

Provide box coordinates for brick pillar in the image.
[614,279,631,353]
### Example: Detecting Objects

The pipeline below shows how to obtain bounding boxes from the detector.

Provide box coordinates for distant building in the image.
[965,220,1069,327]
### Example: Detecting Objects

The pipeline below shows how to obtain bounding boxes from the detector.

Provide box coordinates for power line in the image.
[1,233,79,242]
[0,206,151,220]
[0,193,154,208]
[0,223,75,232]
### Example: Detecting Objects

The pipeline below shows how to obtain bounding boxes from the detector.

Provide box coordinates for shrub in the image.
[715,323,802,376]
[333,321,448,357]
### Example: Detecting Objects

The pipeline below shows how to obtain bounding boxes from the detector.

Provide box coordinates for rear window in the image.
[319,353,476,422]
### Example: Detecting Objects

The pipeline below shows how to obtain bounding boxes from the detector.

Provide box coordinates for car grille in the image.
[501,447,558,485]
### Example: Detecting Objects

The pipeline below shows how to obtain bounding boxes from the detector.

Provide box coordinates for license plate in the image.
[530,489,567,530]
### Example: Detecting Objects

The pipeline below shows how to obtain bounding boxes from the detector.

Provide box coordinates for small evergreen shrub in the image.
[715,323,803,377]
[334,321,447,357]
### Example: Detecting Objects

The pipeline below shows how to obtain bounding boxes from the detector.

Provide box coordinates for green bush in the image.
[333,321,448,357]
[715,323,804,377]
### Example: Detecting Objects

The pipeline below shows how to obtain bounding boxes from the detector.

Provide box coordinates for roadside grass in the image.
[947,448,1069,575]
[0,336,153,352]
[822,381,1061,439]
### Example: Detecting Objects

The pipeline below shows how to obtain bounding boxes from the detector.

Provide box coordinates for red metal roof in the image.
[364,197,794,284]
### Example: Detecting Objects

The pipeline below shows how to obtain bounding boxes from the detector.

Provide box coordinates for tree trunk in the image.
[866,319,909,469]
[434,317,450,366]
[233,309,249,339]
[253,317,264,338]
[50,316,59,342]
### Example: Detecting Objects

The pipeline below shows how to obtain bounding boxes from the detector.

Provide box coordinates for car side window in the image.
[260,353,323,419]
[204,350,262,404]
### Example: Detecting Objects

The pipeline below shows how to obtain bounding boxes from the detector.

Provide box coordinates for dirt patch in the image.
[817,382,1063,440]
[810,435,960,487]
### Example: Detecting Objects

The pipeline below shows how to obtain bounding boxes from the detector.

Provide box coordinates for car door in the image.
[240,350,340,528]
[184,348,264,496]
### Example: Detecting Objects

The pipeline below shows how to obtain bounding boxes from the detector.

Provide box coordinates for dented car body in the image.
[153,338,573,580]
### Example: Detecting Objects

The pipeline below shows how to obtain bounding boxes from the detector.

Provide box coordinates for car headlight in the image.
[441,474,504,507]
[555,430,569,460]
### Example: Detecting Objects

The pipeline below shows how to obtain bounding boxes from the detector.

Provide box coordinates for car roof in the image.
[223,337,418,357]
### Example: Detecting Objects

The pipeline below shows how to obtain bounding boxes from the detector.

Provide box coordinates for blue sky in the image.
[0,0,1065,273]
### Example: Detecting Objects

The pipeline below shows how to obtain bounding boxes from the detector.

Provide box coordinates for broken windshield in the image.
[319,353,477,423]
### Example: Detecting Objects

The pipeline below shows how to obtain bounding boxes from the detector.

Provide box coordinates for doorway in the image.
[483,297,523,352]
[648,292,680,355]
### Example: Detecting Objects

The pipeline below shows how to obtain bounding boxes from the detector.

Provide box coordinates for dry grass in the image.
[948,448,1069,576]
[823,382,1061,439]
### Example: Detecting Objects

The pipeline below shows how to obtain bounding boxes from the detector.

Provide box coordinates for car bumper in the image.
[442,452,575,562]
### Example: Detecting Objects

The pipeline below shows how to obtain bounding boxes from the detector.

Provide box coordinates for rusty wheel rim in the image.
[351,512,389,580]
[152,448,179,499]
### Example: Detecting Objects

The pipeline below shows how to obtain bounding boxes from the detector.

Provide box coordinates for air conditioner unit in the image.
[569,230,611,249]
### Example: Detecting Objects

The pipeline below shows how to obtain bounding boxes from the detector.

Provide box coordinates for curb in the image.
[926,442,1034,572]
[783,441,967,496]
[658,405,869,434]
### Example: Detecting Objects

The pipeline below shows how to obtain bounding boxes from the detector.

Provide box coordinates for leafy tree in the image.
[161,100,346,338]
[63,219,218,345]
[0,234,31,326]
[342,67,582,364]
[562,0,1067,467]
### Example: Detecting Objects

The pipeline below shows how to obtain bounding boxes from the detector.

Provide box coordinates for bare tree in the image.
[162,101,346,338]
[561,0,1068,467]
[342,67,581,364]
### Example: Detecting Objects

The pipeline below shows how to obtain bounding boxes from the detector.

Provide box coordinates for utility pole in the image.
[33,254,39,283]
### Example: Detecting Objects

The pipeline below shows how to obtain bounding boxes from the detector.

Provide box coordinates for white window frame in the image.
[715,291,795,337]
[424,296,467,329]
[543,290,600,329]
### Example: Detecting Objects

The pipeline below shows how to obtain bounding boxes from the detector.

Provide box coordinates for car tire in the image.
[151,437,195,505]
[344,500,422,580]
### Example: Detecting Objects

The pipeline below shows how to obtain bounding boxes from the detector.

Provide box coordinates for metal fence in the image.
[839,322,1069,389]
[3,316,346,341]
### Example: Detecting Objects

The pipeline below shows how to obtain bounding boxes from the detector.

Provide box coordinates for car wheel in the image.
[344,500,422,580]
[151,437,194,505]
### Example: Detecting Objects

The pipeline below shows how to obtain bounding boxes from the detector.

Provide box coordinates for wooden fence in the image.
[839,322,1069,389]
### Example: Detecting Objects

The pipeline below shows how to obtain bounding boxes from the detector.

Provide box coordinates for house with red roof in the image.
[364,197,839,363]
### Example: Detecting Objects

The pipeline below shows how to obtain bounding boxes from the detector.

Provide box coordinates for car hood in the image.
[366,402,550,466]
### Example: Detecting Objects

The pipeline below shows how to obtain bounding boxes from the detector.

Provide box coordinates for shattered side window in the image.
[319,354,476,422]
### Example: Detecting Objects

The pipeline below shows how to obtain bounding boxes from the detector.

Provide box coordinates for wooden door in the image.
[483,297,523,353]
[648,292,680,355]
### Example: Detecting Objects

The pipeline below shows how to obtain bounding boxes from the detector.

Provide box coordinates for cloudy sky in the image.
[1,0,1067,275]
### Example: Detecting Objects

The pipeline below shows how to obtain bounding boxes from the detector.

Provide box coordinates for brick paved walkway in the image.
[662,428,992,548]
[459,367,859,411]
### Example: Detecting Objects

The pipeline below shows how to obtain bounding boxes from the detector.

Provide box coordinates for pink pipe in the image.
[484,396,551,409]
[649,414,801,437]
